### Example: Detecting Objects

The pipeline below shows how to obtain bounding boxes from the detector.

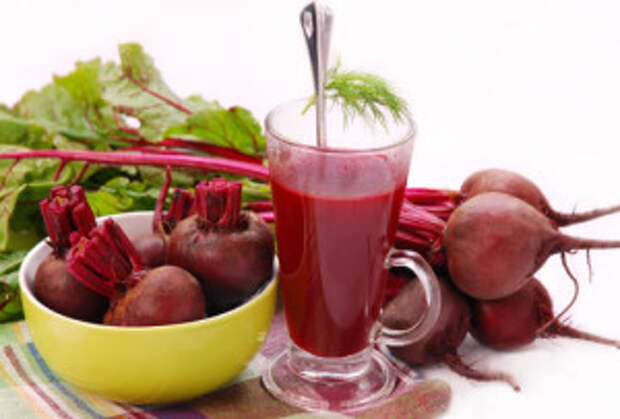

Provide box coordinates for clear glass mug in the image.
[261,99,441,413]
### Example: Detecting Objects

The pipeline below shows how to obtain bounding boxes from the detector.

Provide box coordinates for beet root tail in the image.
[547,323,620,350]
[551,204,620,227]
[443,352,521,392]
[558,234,620,252]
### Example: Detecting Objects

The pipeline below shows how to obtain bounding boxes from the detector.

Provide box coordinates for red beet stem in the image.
[395,230,435,250]
[66,251,115,297]
[71,163,90,185]
[0,150,270,181]
[163,188,196,231]
[404,187,463,205]
[194,178,243,228]
[400,202,446,235]
[219,182,242,228]
[443,352,521,392]
[39,186,96,253]
[119,137,264,165]
[72,203,97,236]
[412,202,457,221]
[244,200,273,212]
[158,138,263,165]
[53,160,67,182]
[257,211,274,223]
[396,203,446,260]
[207,179,228,224]
[66,219,144,297]
[152,166,172,232]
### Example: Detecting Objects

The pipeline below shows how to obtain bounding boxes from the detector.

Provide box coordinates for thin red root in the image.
[586,249,593,284]
[552,204,620,227]
[547,323,620,349]
[443,352,521,392]
[537,252,579,336]
[559,234,620,251]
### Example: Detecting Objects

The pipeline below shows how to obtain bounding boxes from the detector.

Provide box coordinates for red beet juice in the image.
[271,155,406,357]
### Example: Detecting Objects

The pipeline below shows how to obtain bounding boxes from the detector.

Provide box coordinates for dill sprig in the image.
[303,62,410,127]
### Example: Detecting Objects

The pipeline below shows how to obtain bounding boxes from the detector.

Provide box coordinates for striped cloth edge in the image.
[0,312,446,419]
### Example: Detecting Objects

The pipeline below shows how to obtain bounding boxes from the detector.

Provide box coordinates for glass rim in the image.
[264,97,417,155]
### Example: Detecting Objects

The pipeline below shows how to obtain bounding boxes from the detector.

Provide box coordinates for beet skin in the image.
[167,211,274,311]
[103,265,206,326]
[34,255,108,322]
[443,192,620,300]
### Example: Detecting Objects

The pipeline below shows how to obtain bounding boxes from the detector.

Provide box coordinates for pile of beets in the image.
[33,179,275,326]
[31,164,620,390]
[382,169,620,391]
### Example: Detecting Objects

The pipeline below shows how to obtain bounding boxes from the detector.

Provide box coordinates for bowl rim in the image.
[18,210,278,333]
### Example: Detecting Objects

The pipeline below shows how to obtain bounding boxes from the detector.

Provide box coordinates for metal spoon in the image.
[300,1,333,148]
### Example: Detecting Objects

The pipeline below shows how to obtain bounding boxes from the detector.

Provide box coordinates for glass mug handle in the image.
[376,249,442,347]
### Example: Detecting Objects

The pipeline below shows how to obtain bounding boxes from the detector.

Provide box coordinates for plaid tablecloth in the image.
[0,312,450,418]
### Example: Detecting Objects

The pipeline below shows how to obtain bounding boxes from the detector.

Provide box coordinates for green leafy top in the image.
[0,42,272,324]
[304,62,410,127]
[0,42,268,254]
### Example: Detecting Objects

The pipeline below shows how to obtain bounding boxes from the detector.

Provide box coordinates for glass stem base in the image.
[261,343,396,413]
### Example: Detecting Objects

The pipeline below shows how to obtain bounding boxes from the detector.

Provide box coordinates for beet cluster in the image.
[383,168,620,391]
[33,179,274,327]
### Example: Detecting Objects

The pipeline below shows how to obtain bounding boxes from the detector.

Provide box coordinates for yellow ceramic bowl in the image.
[18,211,277,404]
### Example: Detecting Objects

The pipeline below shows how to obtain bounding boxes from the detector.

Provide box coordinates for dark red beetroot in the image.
[134,183,197,268]
[34,257,108,322]
[383,274,520,391]
[470,278,620,350]
[67,219,206,326]
[132,233,167,268]
[461,168,620,227]
[443,192,620,300]
[104,266,205,326]
[34,186,107,322]
[167,178,274,312]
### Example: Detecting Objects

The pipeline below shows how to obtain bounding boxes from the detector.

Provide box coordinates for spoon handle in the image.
[300,1,333,147]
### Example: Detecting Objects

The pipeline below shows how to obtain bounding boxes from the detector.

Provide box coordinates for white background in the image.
[1,1,619,418]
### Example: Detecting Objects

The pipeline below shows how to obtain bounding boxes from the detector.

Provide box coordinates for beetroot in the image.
[135,187,196,268]
[384,275,520,391]
[461,168,620,227]
[67,219,206,326]
[470,278,620,350]
[443,192,620,300]
[103,265,205,326]
[132,233,167,268]
[34,256,108,322]
[167,178,274,311]
[39,185,96,255]
[34,186,107,322]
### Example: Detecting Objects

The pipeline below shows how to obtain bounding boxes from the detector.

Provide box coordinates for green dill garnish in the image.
[303,62,410,127]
